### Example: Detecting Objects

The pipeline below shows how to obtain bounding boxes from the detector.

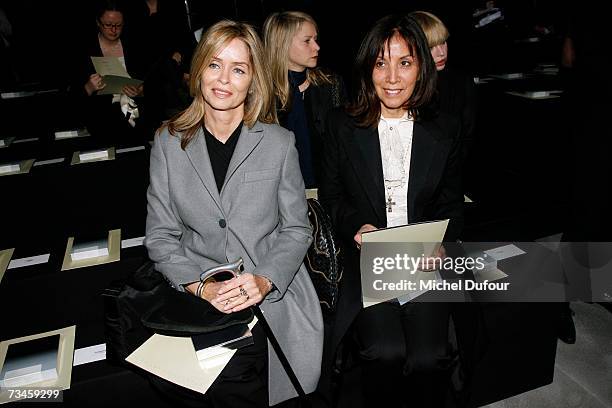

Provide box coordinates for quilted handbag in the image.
[305,198,343,313]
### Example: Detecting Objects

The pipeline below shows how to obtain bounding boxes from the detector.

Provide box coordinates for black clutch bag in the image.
[305,198,343,313]
[103,260,253,363]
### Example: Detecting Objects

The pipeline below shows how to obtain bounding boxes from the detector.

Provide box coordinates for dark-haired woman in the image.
[319,14,463,407]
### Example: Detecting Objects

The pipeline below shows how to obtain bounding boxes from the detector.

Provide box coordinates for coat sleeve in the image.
[144,132,217,290]
[252,131,313,301]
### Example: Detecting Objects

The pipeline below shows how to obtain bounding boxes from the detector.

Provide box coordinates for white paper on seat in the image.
[70,239,109,261]
[79,150,109,162]
[121,236,145,249]
[0,163,20,174]
[73,344,106,366]
[54,128,90,140]
[34,158,65,167]
[8,253,50,269]
[484,244,526,261]
[12,137,39,144]
[1,352,58,388]
[0,326,75,404]
[116,146,146,154]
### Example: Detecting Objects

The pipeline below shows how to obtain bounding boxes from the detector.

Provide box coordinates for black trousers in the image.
[353,301,455,408]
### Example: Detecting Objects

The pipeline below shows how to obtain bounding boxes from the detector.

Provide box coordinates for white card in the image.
[116,146,146,154]
[55,130,79,139]
[0,163,20,174]
[70,246,109,261]
[1,365,58,388]
[12,137,38,144]
[73,344,106,366]
[55,129,90,140]
[34,158,65,167]
[121,236,145,249]
[70,239,110,261]
[79,150,109,161]
[484,244,526,261]
[8,254,50,269]
[1,91,35,99]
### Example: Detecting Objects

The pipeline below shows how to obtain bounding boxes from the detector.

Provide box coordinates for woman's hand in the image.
[354,223,377,249]
[215,273,273,313]
[85,73,105,95]
[200,281,229,313]
[122,84,143,97]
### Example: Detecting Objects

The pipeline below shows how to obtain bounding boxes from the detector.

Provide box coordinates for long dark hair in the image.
[348,14,436,128]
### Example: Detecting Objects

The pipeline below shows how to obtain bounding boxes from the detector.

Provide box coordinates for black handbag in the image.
[102,260,253,362]
[103,260,310,406]
[305,198,343,313]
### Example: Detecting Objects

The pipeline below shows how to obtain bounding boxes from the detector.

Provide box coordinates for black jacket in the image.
[318,107,464,349]
[278,72,347,187]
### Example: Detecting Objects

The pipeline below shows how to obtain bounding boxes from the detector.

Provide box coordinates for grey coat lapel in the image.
[222,122,264,193]
[185,127,223,211]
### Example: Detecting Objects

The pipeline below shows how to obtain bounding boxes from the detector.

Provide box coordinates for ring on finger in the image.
[239,287,248,298]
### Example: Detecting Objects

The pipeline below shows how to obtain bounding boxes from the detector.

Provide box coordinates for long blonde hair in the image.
[167,19,277,149]
[263,11,331,111]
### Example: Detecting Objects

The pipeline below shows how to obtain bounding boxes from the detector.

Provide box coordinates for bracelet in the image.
[195,281,205,298]
[195,277,217,299]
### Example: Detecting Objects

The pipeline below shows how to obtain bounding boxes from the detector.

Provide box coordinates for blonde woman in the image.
[145,19,323,407]
[263,11,346,188]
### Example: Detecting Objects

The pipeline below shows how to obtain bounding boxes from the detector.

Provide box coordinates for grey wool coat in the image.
[144,121,323,405]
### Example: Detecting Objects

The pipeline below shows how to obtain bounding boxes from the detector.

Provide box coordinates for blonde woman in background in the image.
[411,10,477,163]
[263,11,346,188]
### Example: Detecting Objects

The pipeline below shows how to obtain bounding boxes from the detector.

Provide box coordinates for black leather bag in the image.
[305,198,343,313]
[103,261,253,363]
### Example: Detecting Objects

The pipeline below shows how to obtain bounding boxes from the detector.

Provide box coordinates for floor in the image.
[484,301,612,408]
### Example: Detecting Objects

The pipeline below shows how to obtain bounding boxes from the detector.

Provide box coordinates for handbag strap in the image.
[252,307,309,404]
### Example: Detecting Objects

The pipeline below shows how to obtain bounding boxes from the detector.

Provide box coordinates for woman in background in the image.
[410,10,477,163]
[263,11,346,188]
[71,0,145,137]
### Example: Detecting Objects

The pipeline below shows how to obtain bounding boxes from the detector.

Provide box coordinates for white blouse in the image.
[378,113,414,227]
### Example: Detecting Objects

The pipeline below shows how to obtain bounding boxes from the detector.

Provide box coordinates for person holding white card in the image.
[319,14,465,408]
[70,0,145,136]
[145,19,322,407]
